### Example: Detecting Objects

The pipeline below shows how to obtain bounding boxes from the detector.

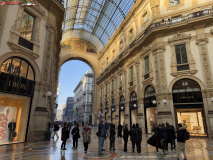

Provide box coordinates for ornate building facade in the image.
[94,0,213,138]
[0,0,64,144]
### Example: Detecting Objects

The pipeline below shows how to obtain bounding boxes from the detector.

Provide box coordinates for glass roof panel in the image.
[63,0,135,51]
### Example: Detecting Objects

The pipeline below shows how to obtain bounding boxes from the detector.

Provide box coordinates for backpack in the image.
[96,126,101,137]
[184,130,190,141]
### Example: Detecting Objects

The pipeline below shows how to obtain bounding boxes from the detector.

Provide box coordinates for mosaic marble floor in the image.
[0,127,213,160]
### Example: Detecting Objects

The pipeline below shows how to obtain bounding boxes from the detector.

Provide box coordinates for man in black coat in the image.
[176,123,187,160]
[109,124,116,151]
[71,124,80,149]
[52,123,59,138]
[117,122,123,137]
[135,123,142,155]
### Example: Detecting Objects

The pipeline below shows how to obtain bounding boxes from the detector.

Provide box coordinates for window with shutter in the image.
[175,44,189,71]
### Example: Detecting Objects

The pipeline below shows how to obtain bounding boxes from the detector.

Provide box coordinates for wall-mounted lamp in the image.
[105,110,107,112]
[53,94,58,99]
[112,108,114,111]
[53,100,56,104]
[43,91,52,98]
[211,97,213,102]
[121,107,124,110]
[163,99,167,104]
[152,100,156,105]
[134,104,137,108]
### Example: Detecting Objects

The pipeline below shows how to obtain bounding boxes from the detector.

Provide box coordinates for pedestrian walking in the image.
[97,119,109,157]
[52,122,59,138]
[117,122,123,138]
[130,124,136,152]
[82,121,84,128]
[82,124,91,153]
[123,124,129,152]
[166,123,174,149]
[161,123,168,150]
[61,123,69,150]
[176,123,187,160]
[135,123,142,155]
[109,123,116,151]
[71,124,80,149]
[48,122,51,131]
[171,125,176,149]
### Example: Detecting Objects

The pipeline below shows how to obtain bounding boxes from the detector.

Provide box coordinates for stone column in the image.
[137,98,145,133]
[115,104,119,129]
[124,101,130,126]
[107,106,111,122]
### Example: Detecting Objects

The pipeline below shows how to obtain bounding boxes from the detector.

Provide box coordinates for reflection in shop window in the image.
[130,91,137,101]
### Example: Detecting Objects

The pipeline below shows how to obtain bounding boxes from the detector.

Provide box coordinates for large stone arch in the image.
[0,51,41,82]
[168,75,205,92]
[141,82,157,99]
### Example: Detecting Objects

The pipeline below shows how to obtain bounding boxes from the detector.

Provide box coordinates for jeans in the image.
[177,142,187,159]
[98,137,105,156]
[110,141,115,151]
[73,138,78,148]
[124,140,128,152]
[136,142,141,153]
[84,142,88,151]
[132,141,136,152]
[103,139,105,149]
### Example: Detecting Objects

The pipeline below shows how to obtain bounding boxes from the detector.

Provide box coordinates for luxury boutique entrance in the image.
[129,91,138,127]
[111,99,115,123]
[173,79,207,137]
[119,96,125,126]
[144,86,157,133]
[0,57,35,145]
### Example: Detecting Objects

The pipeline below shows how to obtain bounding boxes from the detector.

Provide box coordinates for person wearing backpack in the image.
[109,124,116,151]
[135,123,142,156]
[176,123,187,160]
[130,124,136,152]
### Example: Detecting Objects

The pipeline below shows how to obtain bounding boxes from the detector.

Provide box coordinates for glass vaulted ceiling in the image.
[63,0,135,52]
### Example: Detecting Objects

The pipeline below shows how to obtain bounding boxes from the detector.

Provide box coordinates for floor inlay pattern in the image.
[0,127,213,160]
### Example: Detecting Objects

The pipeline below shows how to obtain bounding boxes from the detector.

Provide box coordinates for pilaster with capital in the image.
[150,0,160,19]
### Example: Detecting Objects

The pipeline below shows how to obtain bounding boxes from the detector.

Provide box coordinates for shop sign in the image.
[173,91,203,103]
[0,72,35,96]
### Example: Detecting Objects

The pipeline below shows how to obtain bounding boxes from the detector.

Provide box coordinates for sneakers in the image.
[102,149,105,151]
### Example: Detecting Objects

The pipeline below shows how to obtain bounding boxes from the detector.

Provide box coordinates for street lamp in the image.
[211,97,213,102]
[163,99,167,104]
[152,100,156,105]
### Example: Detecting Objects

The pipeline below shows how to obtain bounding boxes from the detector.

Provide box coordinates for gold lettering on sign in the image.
[8,81,27,90]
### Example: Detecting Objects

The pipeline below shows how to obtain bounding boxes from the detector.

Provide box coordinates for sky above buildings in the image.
[58,60,91,109]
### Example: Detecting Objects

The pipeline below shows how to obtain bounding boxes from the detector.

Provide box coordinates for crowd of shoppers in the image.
[51,120,188,160]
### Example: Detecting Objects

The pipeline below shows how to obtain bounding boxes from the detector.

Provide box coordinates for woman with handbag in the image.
[109,124,116,151]
[82,124,91,153]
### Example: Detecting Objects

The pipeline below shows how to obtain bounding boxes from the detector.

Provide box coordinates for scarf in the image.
[85,128,89,132]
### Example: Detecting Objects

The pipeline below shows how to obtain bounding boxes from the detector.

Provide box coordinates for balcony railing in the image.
[96,9,213,82]
[57,0,64,5]
[18,37,34,51]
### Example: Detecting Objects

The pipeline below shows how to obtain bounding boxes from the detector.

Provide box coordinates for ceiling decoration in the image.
[62,0,135,52]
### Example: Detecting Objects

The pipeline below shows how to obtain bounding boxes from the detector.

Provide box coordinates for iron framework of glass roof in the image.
[62,0,135,51]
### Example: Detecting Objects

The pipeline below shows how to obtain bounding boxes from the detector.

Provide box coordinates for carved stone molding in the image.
[164,0,185,11]
[196,37,208,45]
[159,52,167,92]
[202,90,213,98]
[211,29,213,35]
[154,54,160,92]
[152,42,165,54]
[137,98,144,104]
[141,9,150,28]
[0,0,7,45]
[150,0,160,9]
[156,93,173,101]
[128,85,136,92]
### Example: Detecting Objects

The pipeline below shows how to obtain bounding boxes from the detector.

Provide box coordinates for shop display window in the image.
[131,109,138,126]
[120,111,125,126]
[146,107,157,133]
[177,110,206,136]
[0,93,31,145]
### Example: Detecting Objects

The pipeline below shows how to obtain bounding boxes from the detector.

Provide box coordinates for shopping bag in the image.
[157,152,164,160]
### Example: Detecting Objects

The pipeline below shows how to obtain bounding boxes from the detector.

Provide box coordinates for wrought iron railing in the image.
[18,37,34,51]
[97,9,212,81]
[144,73,149,80]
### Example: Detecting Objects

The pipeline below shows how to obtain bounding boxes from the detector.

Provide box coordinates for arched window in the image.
[0,57,35,81]
[106,101,108,108]
[130,91,137,101]
[112,99,115,106]
[172,79,201,93]
[145,86,155,98]
[120,96,124,104]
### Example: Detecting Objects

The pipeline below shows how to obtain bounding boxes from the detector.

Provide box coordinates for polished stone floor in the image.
[0,127,213,160]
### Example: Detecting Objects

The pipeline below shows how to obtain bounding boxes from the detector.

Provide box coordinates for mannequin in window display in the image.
[8,119,16,142]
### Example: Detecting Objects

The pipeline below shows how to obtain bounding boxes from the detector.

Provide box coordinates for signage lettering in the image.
[180,96,194,99]
[8,81,27,90]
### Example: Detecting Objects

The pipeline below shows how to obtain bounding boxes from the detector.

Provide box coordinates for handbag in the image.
[13,131,17,137]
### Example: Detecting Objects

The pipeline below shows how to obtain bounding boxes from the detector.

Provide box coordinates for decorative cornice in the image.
[152,42,165,53]
[168,32,191,43]
[196,36,208,45]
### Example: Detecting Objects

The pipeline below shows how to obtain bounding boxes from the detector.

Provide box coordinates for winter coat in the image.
[171,126,176,139]
[130,128,136,142]
[54,124,59,131]
[61,127,68,141]
[82,128,91,143]
[134,127,142,143]
[147,127,163,149]
[98,121,109,137]
[167,128,174,143]
[118,124,123,134]
[71,127,80,139]
[177,126,187,143]
[123,128,129,141]
[161,126,168,141]
[109,125,116,141]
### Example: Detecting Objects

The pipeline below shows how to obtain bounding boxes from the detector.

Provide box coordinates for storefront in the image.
[0,57,35,145]
[144,86,157,134]
[173,79,207,137]
[119,95,125,126]
[111,99,115,123]
[129,91,138,127]
[105,101,108,120]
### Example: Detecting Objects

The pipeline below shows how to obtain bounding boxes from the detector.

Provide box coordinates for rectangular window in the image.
[120,74,122,87]
[172,15,182,24]
[130,29,133,39]
[169,0,180,7]
[106,57,108,64]
[130,67,133,82]
[143,12,148,22]
[120,41,123,49]
[112,79,114,91]
[144,56,149,74]
[20,11,35,41]
[106,84,107,94]
[175,44,189,71]
[101,88,102,97]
